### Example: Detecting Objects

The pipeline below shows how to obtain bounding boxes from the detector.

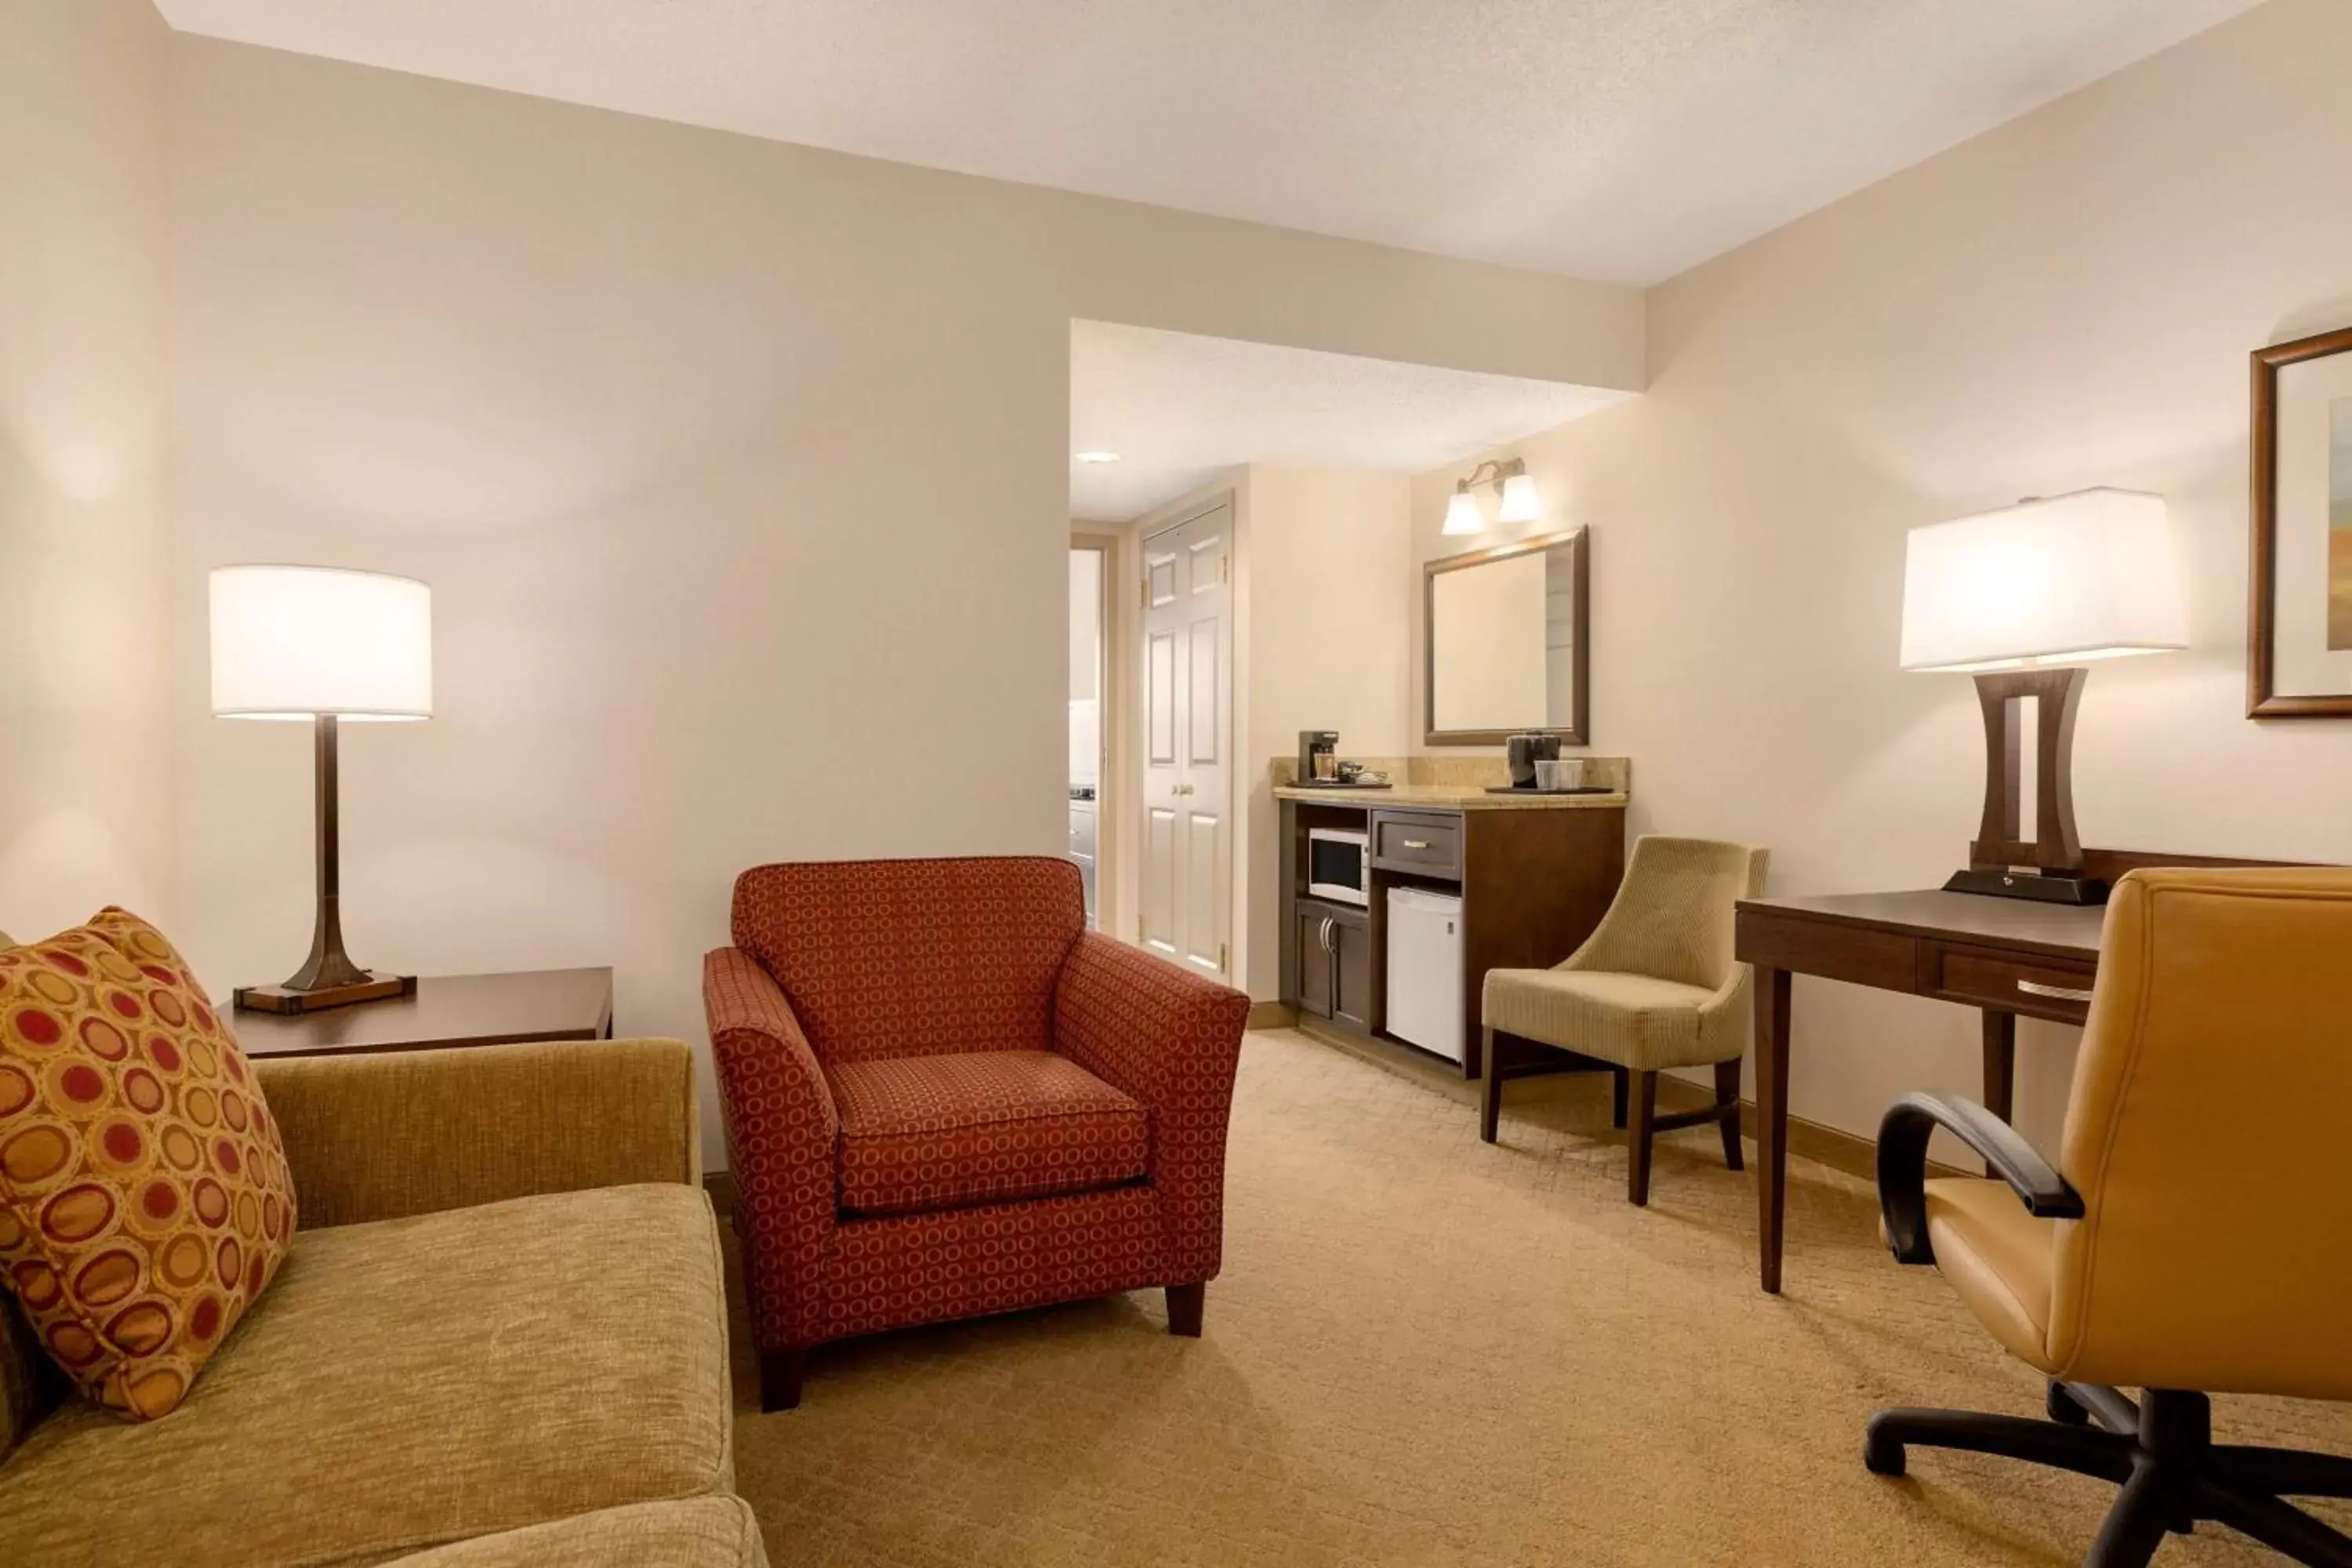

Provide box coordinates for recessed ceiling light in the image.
[1074,450,1120,464]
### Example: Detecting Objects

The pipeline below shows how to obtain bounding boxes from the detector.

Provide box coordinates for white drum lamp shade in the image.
[1899,488,2186,673]
[209,565,433,720]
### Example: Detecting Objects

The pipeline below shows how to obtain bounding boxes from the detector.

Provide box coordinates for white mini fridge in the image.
[1385,886,1465,1063]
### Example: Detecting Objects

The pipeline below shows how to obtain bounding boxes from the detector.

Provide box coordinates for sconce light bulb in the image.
[1442,485,1485,536]
[1497,471,1542,524]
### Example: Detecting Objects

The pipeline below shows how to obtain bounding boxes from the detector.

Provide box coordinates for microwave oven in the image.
[1306,827,1370,906]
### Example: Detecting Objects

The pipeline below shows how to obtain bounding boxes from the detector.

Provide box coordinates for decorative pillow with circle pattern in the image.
[0,909,297,1421]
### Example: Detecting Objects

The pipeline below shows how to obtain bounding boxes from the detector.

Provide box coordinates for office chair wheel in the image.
[2049,1381,2092,1426]
[1864,1426,1907,1478]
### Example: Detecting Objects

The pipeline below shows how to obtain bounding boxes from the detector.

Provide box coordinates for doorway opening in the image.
[1069,538,1109,928]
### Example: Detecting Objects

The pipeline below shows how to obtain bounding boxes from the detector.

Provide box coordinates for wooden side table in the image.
[230,967,614,1059]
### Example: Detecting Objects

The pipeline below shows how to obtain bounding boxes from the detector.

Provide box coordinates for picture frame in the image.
[2248,323,2352,717]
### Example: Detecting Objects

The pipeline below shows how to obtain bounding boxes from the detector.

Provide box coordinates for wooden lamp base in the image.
[1949,666,2108,906]
[234,973,416,1015]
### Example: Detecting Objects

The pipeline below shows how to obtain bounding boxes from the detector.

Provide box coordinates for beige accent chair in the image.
[0,1037,768,1568]
[1867,869,2352,1568]
[1479,835,1769,1204]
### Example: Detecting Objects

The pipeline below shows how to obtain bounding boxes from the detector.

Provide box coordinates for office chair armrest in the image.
[1876,1091,2083,1265]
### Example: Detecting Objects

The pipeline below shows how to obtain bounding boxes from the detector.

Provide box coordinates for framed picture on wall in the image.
[2249,324,2352,717]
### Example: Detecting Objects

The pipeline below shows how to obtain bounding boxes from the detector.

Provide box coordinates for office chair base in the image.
[1866,1387,2352,1568]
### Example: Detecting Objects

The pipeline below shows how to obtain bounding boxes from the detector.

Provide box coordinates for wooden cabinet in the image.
[1291,899,1372,1032]
[1278,797,1624,1078]
[1330,911,1374,1033]
[1293,903,1336,1019]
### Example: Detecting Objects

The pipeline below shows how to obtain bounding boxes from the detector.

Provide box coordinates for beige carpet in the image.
[728,1029,2352,1566]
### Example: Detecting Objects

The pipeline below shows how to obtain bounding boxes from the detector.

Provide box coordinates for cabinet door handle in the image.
[1401,838,1430,851]
[2016,978,2094,1004]
[1319,917,1334,953]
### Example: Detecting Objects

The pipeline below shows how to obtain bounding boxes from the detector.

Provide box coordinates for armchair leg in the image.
[1626,1069,1657,1206]
[1479,1029,1504,1143]
[1612,1066,1629,1130]
[1166,1283,1204,1338]
[1712,1058,1744,1171]
[759,1346,808,1413]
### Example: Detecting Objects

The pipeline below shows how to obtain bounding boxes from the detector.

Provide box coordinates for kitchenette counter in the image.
[1275,753,1630,1076]
[1272,782,1626,811]
[1271,753,1630,811]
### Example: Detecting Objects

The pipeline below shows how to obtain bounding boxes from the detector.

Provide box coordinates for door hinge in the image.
[1219,554,1229,584]
[1139,579,1149,609]
[1218,942,1228,974]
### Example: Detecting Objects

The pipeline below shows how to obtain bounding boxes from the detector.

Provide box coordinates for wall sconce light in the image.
[1443,457,1541,535]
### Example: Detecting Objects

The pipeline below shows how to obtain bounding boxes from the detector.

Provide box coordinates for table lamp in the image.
[1899,488,2185,905]
[209,564,433,1012]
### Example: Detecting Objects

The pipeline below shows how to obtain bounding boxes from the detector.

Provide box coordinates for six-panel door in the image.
[1139,500,1232,982]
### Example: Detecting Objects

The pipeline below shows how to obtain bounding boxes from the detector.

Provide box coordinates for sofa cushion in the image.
[383,1498,768,1568]
[829,1051,1147,1215]
[731,857,1083,1063]
[0,1183,730,1568]
[0,909,296,1419]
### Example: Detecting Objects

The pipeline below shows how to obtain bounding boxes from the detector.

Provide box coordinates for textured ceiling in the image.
[152,0,2259,284]
[1069,321,1628,520]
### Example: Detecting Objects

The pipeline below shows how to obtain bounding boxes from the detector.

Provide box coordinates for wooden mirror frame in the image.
[1423,526,1589,746]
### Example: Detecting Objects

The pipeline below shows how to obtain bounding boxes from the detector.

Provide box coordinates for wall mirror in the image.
[1424,527,1588,746]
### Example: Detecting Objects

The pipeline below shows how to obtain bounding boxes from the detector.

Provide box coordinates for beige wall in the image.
[1239,467,1412,1000]
[1414,0,2352,1151]
[163,39,1639,1164]
[0,0,175,939]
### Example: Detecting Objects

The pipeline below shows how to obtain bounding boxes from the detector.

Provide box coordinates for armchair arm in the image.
[1877,1091,2084,1265]
[253,1037,699,1229]
[1054,933,1249,1282]
[702,947,839,1348]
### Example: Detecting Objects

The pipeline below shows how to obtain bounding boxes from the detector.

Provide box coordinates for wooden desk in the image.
[1735,891,2103,1294]
[232,967,615,1058]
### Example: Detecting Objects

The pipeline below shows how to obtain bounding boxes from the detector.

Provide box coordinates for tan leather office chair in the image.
[1869,868,2352,1568]
[1480,835,1769,1203]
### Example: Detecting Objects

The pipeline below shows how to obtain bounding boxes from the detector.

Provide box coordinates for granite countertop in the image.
[1270,753,1630,810]
[1271,782,1628,811]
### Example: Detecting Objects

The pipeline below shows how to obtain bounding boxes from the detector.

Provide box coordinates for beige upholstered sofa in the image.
[0,1037,767,1568]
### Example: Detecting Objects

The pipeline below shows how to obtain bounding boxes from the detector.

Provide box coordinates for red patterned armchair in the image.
[704,855,1250,1410]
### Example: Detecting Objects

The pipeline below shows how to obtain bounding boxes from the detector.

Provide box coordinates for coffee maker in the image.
[1507,731,1561,789]
[1298,730,1339,784]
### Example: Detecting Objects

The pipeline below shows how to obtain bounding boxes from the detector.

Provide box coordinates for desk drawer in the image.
[1371,811,1461,877]
[1735,907,1917,992]
[1925,942,2096,1025]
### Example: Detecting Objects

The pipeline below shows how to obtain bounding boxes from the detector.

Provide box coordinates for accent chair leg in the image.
[1713,1058,1744,1171]
[1626,1069,1657,1206]
[1166,1283,1205,1338]
[1611,1066,1629,1130]
[1479,1028,1504,1143]
[759,1346,808,1413]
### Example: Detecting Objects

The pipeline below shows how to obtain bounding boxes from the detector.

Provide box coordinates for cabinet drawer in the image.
[1371,811,1461,877]
[1925,942,2096,1025]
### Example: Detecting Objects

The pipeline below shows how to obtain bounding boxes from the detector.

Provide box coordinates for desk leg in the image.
[1755,964,1792,1294]
[1980,1010,2016,1176]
